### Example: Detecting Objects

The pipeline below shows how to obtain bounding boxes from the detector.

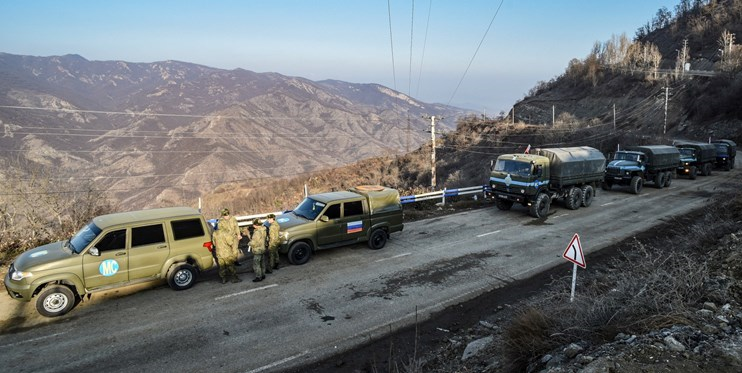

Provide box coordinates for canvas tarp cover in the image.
[348,186,401,214]
[535,147,606,184]
[626,145,680,169]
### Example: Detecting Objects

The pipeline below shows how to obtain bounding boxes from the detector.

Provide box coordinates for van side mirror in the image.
[320,215,329,222]
[89,247,100,256]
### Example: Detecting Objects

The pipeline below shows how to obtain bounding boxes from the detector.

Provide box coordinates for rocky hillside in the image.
[0,53,465,209]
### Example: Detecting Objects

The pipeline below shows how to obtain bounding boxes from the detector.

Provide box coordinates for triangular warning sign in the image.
[562,233,586,268]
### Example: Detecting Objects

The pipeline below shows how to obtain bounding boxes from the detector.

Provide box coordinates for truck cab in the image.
[489,154,550,209]
[712,139,737,171]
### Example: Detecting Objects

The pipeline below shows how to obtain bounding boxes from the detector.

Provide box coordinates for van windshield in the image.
[614,152,640,162]
[293,198,326,221]
[69,222,102,254]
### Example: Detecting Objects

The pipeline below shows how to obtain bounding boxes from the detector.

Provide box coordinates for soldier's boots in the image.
[273,264,280,270]
[252,277,262,282]
[231,276,242,283]
[220,278,228,284]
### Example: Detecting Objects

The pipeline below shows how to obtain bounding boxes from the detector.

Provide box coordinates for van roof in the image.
[92,207,201,229]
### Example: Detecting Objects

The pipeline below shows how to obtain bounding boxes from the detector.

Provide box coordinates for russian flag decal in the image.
[347,220,363,234]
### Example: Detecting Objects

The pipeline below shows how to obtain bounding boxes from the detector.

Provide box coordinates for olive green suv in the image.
[4,207,215,317]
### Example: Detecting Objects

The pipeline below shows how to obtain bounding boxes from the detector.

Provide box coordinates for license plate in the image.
[497,194,509,199]
[613,177,622,180]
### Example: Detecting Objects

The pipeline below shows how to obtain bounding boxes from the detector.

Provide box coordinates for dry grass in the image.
[500,191,742,370]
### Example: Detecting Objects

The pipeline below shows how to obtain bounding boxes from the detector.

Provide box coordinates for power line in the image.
[447,0,505,105]
[408,0,415,96]
[387,0,398,91]
[415,0,432,97]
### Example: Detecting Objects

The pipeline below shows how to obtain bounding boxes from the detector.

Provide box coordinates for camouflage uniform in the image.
[213,229,240,283]
[249,221,267,282]
[265,215,281,271]
[218,210,241,262]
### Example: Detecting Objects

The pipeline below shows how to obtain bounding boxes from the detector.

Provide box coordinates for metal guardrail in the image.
[228,185,490,225]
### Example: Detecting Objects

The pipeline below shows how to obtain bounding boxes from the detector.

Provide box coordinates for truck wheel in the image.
[288,242,311,265]
[725,161,731,171]
[654,172,665,189]
[581,185,594,207]
[601,181,612,191]
[705,163,712,176]
[36,285,77,317]
[529,193,550,218]
[689,166,697,180]
[368,229,388,250]
[566,187,582,210]
[495,197,514,211]
[664,172,673,187]
[630,176,643,195]
[167,263,197,290]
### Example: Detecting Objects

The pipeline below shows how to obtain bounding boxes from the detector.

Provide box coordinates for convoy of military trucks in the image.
[3,137,737,317]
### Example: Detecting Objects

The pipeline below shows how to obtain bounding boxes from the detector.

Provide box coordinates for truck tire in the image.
[288,242,311,265]
[167,263,197,290]
[529,193,550,218]
[566,187,582,210]
[664,172,672,188]
[495,197,514,211]
[704,163,712,176]
[630,176,643,195]
[581,185,594,207]
[725,161,731,171]
[654,172,665,189]
[689,166,697,180]
[601,181,612,191]
[36,285,77,317]
[368,229,388,250]
[701,163,710,176]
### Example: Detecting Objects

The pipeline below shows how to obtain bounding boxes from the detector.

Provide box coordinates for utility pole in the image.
[613,103,616,131]
[423,115,441,189]
[552,105,555,126]
[663,86,669,134]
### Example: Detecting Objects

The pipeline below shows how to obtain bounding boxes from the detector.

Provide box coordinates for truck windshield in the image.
[493,159,532,177]
[293,198,326,221]
[613,152,640,162]
[678,148,695,157]
[69,222,102,254]
[714,144,728,154]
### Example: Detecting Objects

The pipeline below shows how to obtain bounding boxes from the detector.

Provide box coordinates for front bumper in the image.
[4,272,32,302]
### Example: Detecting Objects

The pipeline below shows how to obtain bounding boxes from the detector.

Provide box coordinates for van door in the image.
[127,223,169,280]
[317,202,343,246]
[82,229,128,289]
[318,199,366,246]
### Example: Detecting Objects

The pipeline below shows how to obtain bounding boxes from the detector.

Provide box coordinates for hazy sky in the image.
[1,0,680,113]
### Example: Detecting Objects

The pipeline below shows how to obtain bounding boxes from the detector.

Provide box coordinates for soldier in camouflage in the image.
[212,227,240,283]
[264,213,281,272]
[218,208,242,265]
[249,219,267,282]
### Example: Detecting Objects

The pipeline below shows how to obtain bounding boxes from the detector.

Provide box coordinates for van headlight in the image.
[280,231,289,243]
[11,270,32,281]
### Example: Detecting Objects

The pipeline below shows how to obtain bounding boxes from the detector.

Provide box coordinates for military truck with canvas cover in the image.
[488,146,606,219]
[277,185,403,265]
[712,139,737,171]
[674,141,716,179]
[4,207,215,317]
[603,145,680,194]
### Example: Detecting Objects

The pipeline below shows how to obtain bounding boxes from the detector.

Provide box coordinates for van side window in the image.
[171,219,205,240]
[132,224,166,247]
[344,201,363,217]
[96,229,127,252]
[324,204,341,220]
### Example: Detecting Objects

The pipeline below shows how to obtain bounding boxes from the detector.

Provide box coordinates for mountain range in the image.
[0,53,467,208]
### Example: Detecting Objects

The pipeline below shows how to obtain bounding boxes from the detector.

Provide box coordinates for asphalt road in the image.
[0,164,739,373]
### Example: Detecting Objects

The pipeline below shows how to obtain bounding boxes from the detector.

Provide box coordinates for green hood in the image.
[13,241,77,272]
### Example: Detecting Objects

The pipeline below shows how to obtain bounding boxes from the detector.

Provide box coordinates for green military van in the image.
[277,185,404,265]
[4,207,215,317]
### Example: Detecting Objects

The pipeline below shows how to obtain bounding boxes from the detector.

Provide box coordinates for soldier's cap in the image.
[221,208,230,216]
[266,213,276,219]
[252,219,262,226]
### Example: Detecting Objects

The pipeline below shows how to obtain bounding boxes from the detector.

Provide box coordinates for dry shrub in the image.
[502,190,742,370]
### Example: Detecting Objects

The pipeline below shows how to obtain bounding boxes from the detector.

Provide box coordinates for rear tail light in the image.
[203,242,213,252]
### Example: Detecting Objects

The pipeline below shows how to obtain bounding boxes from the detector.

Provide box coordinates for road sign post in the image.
[562,233,586,302]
